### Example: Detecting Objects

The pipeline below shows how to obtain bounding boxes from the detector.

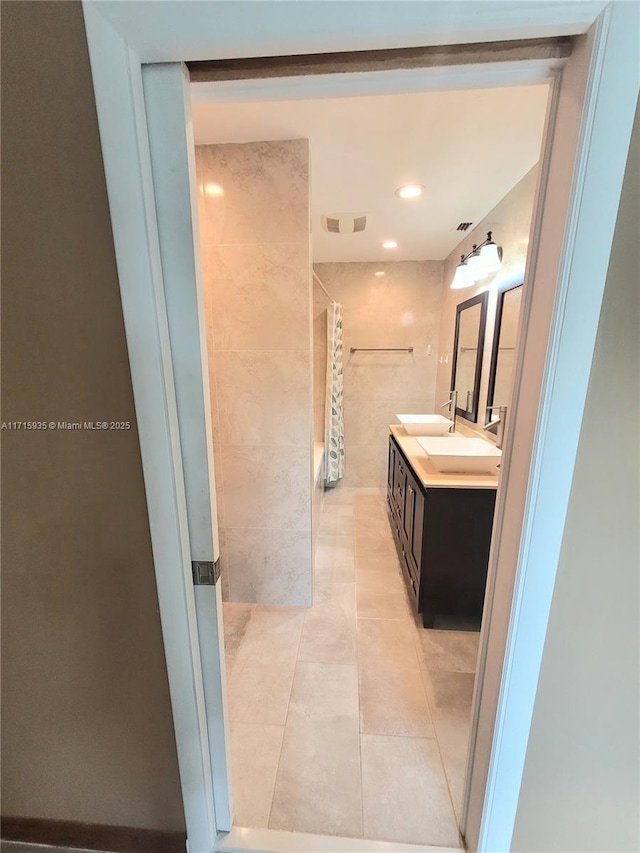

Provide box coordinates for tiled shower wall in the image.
[196,139,313,607]
[313,261,444,488]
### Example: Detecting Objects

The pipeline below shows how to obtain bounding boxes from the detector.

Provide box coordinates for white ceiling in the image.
[191,82,549,262]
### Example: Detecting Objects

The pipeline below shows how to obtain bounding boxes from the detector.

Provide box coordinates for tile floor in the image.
[223,487,479,848]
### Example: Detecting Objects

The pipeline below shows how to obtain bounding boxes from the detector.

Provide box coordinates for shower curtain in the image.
[324,302,345,486]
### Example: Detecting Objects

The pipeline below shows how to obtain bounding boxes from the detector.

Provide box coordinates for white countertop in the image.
[389,425,499,490]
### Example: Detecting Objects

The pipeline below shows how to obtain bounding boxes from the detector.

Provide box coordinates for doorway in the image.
[86,6,635,849]
[190,75,548,846]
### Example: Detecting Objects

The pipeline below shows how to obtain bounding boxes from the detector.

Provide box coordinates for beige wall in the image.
[196,140,313,607]
[512,100,639,853]
[435,166,539,437]
[1,0,184,832]
[314,261,443,488]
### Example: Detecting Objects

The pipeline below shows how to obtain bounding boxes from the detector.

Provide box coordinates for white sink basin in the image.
[417,436,501,474]
[396,413,453,436]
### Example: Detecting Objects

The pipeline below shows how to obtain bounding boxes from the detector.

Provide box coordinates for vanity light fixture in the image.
[450,231,503,289]
[395,184,425,200]
[374,270,386,276]
[382,240,398,249]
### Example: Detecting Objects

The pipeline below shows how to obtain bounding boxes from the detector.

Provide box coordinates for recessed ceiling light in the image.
[395,184,425,200]
[374,271,385,276]
[382,240,398,249]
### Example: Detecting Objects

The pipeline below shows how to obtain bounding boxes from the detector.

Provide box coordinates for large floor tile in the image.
[318,514,354,536]
[357,586,414,621]
[321,504,354,517]
[226,609,304,725]
[422,670,475,820]
[315,533,355,582]
[230,722,284,828]
[422,669,476,713]
[299,583,357,665]
[415,630,480,673]
[222,602,255,656]
[353,513,393,534]
[269,662,362,838]
[356,566,405,596]
[358,619,434,737]
[354,534,397,558]
[351,488,387,501]
[361,734,460,847]
[355,552,402,574]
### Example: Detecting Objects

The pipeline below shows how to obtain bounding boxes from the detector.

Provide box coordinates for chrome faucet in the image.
[485,404,508,449]
[440,390,458,433]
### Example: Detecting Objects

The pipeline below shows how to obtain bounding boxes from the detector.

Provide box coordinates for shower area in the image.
[196,137,339,608]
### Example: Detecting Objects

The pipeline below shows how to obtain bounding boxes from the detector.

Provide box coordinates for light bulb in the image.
[395,184,425,200]
[479,242,502,272]
[450,259,474,289]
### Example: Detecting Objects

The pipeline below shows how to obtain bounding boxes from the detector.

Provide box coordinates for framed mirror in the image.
[486,282,524,420]
[450,291,488,423]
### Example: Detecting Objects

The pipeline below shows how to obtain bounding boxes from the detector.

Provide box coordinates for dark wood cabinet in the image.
[387,434,496,629]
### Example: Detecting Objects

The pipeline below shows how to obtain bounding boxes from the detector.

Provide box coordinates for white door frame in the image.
[82,3,638,852]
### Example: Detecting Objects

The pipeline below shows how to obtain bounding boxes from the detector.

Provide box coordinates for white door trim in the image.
[466,4,639,849]
[81,3,638,852]
[141,61,233,833]
[82,8,217,853]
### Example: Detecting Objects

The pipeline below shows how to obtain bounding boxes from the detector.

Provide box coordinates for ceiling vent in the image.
[456,222,473,232]
[321,213,367,234]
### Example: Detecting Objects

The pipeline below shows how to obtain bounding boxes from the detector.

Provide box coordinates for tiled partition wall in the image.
[313,279,330,444]
[435,166,538,437]
[313,262,444,488]
[196,140,313,607]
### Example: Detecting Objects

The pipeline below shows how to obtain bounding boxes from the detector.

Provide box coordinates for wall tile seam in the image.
[211,349,311,353]
[223,525,312,532]
[216,444,313,450]
[199,241,308,248]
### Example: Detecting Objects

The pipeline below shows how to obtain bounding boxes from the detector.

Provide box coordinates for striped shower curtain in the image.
[324,302,345,486]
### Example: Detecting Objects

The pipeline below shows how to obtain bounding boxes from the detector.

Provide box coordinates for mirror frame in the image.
[486,282,524,422]
[450,291,488,423]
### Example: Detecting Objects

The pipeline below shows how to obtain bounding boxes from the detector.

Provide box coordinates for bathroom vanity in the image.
[387,425,497,629]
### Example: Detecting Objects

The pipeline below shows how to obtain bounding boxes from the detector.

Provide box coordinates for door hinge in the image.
[192,559,220,586]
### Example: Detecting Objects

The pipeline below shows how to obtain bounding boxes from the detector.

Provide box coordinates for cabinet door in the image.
[403,477,415,545]
[387,439,396,508]
[394,452,406,517]
[410,483,424,578]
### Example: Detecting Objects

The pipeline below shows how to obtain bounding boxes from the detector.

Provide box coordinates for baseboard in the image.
[0,816,186,853]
